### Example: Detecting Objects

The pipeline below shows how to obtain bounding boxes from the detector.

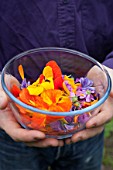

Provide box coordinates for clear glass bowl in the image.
[1,47,111,139]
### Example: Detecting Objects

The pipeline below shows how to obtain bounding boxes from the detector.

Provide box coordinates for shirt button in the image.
[63,0,69,4]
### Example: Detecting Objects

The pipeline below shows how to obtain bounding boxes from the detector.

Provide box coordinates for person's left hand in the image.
[0,74,64,148]
[65,95,113,144]
[65,65,113,144]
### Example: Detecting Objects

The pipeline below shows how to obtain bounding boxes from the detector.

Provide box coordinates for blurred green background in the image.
[103,119,113,170]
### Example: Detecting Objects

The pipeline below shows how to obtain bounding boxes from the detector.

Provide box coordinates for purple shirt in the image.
[0,0,113,69]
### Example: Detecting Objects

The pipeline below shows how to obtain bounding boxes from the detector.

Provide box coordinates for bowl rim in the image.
[1,47,112,116]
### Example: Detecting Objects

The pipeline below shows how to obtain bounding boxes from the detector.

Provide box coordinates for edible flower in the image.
[11,60,99,133]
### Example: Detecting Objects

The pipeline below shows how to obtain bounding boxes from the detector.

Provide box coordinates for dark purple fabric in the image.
[0,0,113,69]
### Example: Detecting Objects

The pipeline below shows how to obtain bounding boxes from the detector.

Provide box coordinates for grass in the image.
[103,119,113,169]
[104,119,113,138]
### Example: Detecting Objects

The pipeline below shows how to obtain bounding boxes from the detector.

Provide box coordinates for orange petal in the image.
[54,76,63,89]
[74,115,79,123]
[19,88,36,106]
[57,98,72,112]
[39,74,45,83]
[27,114,46,129]
[18,65,24,80]
[35,96,49,110]
[46,115,64,124]
[11,84,21,97]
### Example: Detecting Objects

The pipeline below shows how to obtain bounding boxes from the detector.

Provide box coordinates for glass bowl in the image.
[1,47,111,139]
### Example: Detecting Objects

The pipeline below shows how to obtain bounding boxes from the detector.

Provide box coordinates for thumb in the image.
[0,91,8,109]
[0,74,20,109]
[104,66,113,97]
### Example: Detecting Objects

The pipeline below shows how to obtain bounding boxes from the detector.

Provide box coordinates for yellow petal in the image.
[27,85,44,95]
[41,77,54,90]
[41,91,53,105]
[63,75,78,94]
[64,75,75,88]
[58,95,69,103]
[43,66,53,78]
[54,90,64,103]
[63,82,70,95]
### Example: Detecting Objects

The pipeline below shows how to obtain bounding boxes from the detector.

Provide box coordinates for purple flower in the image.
[70,92,76,98]
[50,120,65,131]
[76,77,95,91]
[80,77,93,87]
[86,91,94,102]
[78,113,91,124]
[65,116,74,123]
[50,117,75,132]
[21,78,30,89]
[64,124,74,130]
[76,89,86,99]
[76,89,95,102]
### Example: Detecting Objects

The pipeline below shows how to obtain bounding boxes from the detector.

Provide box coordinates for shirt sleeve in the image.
[102,51,113,69]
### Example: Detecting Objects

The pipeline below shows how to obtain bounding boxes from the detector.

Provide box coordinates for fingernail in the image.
[0,93,4,107]
[33,137,40,141]
[0,92,7,109]
[77,137,82,142]
[72,137,82,143]
[91,123,97,128]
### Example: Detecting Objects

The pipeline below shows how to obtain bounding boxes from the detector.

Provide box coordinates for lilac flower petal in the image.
[75,78,80,83]
[90,94,94,100]
[70,92,75,97]
[50,120,65,131]
[86,94,91,102]
[64,81,73,91]
[21,78,27,89]
[79,77,93,88]
[78,113,90,124]
[64,124,74,130]
[86,86,95,92]
[27,81,30,86]
[65,116,74,123]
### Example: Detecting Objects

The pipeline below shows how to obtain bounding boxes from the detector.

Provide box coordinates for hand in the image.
[65,65,113,144]
[0,74,64,147]
[65,95,113,144]
[104,66,113,97]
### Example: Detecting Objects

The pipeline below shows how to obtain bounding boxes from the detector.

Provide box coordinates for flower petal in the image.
[18,65,24,80]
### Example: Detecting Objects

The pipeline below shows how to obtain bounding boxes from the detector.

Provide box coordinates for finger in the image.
[71,126,104,143]
[3,119,46,142]
[86,110,113,128]
[25,138,64,148]
[0,74,19,90]
[0,74,19,109]
[0,108,45,142]
[0,91,8,109]
[64,138,72,145]
[4,125,46,142]
[104,66,113,97]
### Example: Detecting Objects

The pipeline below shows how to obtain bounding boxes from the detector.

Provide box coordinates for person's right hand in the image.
[0,74,64,147]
